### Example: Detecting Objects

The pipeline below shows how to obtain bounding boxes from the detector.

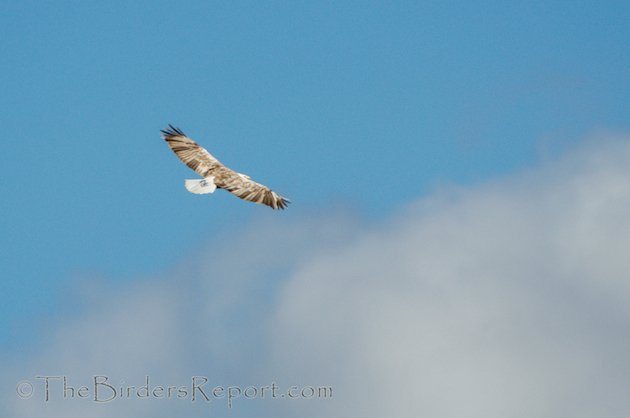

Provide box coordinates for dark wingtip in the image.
[160,124,186,139]
[277,197,291,210]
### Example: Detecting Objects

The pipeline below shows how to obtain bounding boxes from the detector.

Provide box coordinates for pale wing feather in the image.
[216,169,290,210]
[161,125,222,178]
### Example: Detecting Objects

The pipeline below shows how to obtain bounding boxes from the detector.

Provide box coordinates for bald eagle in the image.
[162,125,290,210]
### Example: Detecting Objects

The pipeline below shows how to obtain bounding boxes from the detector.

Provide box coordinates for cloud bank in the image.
[5,136,630,417]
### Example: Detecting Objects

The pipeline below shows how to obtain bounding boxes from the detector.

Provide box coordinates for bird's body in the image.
[161,125,290,209]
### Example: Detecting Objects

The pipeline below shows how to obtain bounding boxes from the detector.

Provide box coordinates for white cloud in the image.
[5,136,630,417]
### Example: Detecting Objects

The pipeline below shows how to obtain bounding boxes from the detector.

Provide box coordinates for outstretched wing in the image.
[161,125,222,177]
[217,171,291,210]
[162,124,290,210]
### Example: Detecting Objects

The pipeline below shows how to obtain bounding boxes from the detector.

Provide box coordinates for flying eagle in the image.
[162,125,290,210]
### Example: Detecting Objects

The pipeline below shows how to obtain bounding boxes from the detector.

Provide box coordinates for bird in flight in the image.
[162,125,290,210]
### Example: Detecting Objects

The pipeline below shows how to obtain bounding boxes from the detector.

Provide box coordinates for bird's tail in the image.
[185,176,217,194]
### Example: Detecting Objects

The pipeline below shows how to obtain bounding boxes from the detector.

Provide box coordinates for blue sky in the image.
[1,2,630,415]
